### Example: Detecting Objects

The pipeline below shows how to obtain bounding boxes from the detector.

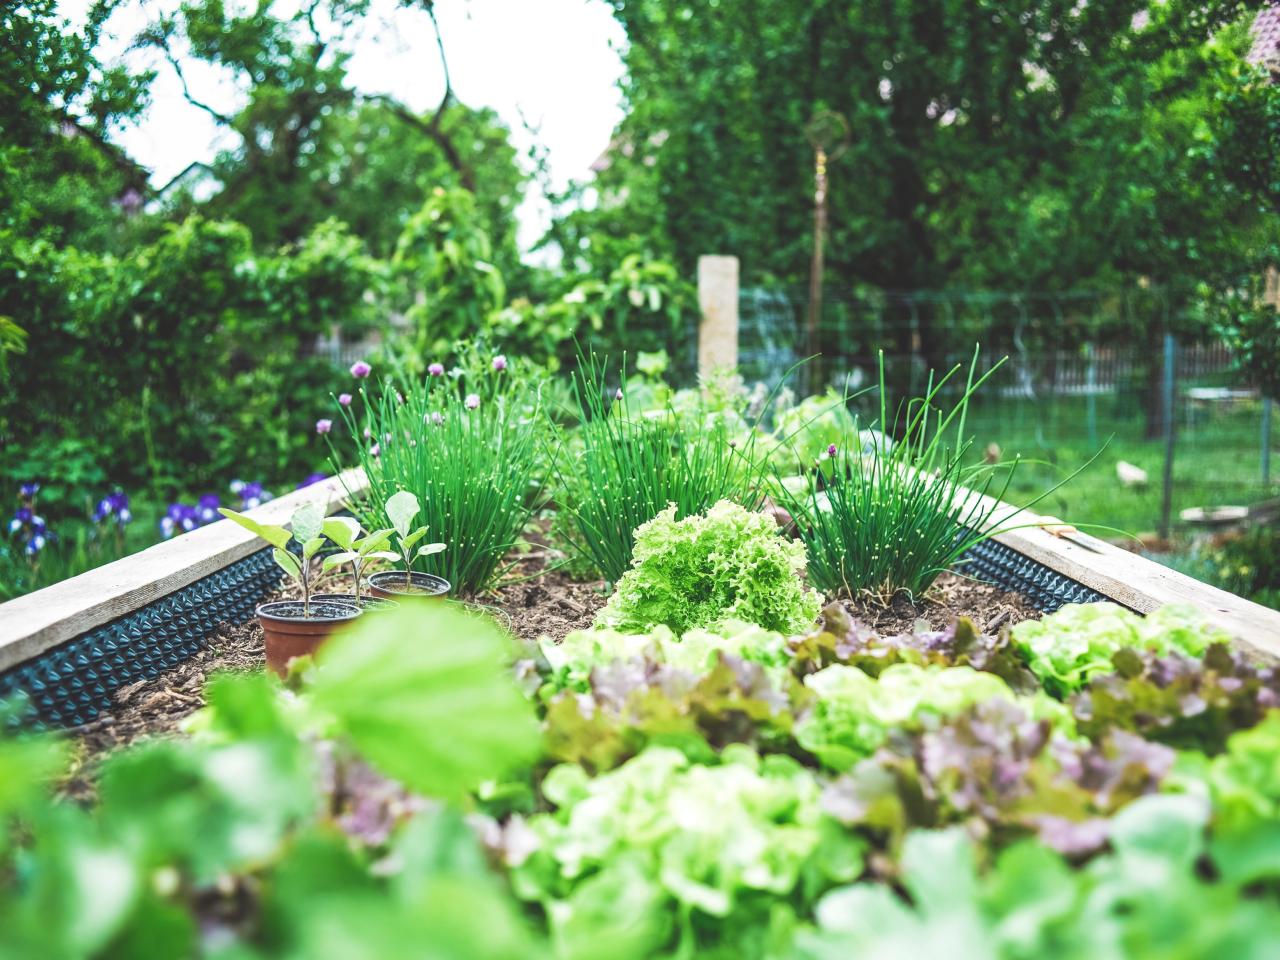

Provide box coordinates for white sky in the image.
[64,0,627,255]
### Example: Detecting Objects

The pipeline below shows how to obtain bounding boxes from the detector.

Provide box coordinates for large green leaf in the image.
[290,502,325,544]
[217,508,292,550]
[306,602,540,800]
[385,491,421,539]
[322,517,361,550]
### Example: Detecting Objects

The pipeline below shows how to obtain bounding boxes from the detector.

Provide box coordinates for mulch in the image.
[62,542,1038,772]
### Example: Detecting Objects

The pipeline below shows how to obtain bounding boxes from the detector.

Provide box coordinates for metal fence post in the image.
[1264,396,1273,488]
[697,255,739,380]
[1159,334,1177,541]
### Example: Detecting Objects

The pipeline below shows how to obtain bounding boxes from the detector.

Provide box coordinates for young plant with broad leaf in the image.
[218,502,328,616]
[385,490,446,588]
[319,516,397,602]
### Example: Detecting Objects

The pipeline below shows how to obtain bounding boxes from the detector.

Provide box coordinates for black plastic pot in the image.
[365,571,450,601]
[311,592,400,613]
[256,599,361,676]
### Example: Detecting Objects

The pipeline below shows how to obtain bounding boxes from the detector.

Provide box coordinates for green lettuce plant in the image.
[383,490,446,589]
[595,499,823,635]
[794,661,1054,771]
[218,502,327,616]
[1010,602,1231,697]
[319,516,397,602]
[509,745,864,957]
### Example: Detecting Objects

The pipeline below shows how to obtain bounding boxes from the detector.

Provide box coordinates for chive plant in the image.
[776,348,1076,601]
[331,358,549,597]
[555,353,775,584]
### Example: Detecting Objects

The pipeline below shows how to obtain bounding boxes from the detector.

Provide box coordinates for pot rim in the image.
[311,592,401,609]
[257,599,362,624]
[365,570,450,595]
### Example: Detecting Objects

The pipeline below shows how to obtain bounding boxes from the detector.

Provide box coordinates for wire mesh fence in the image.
[738,286,1278,539]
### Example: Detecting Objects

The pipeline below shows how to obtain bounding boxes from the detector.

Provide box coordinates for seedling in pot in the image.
[320,516,397,602]
[219,502,329,616]
[385,490,446,588]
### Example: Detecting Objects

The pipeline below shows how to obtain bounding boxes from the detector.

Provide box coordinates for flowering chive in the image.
[465,393,480,410]
[827,443,837,458]
[428,362,445,376]
[316,419,333,435]
[492,354,507,371]
[370,443,380,457]
[350,360,372,378]
[338,393,353,407]
[615,387,624,401]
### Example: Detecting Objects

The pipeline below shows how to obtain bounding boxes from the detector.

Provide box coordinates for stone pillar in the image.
[697,255,739,377]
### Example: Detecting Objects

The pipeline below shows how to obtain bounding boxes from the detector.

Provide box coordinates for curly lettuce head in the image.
[596,500,823,635]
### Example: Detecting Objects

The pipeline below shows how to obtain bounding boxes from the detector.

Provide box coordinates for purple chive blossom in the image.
[316,419,333,435]
[428,362,445,377]
[350,360,372,378]
[370,443,380,458]
[427,412,445,426]
[363,427,372,439]
[827,443,838,458]
[465,393,480,410]
[338,393,353,407]
[492,354,508,371]
[614,387,624,401]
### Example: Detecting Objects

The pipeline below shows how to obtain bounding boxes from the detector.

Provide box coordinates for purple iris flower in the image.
[338,393,353,407]
[19,482,39,498]
[316,418,333,435]
[197,494,221,523]
[465,393,480,410]
[492,354,508,371]
[350,360,372,378]
[428,362,445,376]
[236,481,271,509]
[14,506,32,524]
[93,491,132,526]
[161,502,202,539]
[296,472,326,490]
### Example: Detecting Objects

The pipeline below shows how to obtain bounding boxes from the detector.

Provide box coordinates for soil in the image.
[63,543,1038,771]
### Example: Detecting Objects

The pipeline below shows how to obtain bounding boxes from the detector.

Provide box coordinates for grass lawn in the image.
[957,394,1277,538]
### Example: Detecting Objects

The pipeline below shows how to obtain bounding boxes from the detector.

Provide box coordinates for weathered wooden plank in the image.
[0,468,369,673]
[969,483,1280,661]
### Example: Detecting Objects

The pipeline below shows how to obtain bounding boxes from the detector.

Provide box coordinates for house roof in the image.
[1249,2,1280,65]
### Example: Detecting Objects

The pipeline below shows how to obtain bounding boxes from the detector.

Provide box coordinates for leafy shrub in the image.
[1010,602,1231,697]
[596,500,822,634]
[556,355,773,584]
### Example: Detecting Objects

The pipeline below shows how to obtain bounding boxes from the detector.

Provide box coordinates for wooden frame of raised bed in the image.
[1,465,1277,729]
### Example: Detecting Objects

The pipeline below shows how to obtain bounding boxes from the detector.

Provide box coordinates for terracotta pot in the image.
[365,571,450,601]
[257,599,362,676]
[311,592,400,613]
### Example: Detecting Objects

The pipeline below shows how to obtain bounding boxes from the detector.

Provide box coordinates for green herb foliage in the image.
[335,358,548,596]
[777,351,1059,600]
[596,500,822,635]
[555,354,773,584]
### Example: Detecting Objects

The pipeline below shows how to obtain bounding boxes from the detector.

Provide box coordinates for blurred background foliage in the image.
[1,0,1279,587]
